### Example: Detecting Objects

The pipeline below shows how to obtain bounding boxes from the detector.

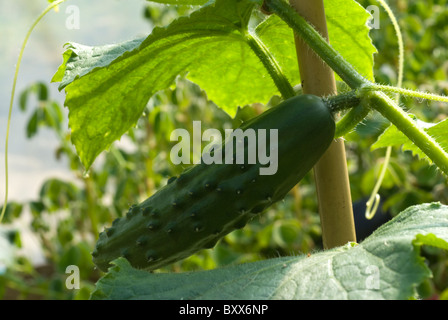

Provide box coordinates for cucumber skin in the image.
[93,94,335,272]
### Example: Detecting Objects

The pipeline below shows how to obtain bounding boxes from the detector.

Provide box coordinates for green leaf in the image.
[324,0,376,81]
[26,109,41,138]
[0,227,18,272]
[52,38,145,91]
[91,202,448,300]
[19,82,49,111]
[53,0,375,169]
[413,233,448,251]
[0,202,24,224]
[255,0,376,87]
[39,178,79,212]
[371,118,448,167]
[54,0,265,169]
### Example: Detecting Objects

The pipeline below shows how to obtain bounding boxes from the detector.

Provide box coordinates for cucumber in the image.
[93,94,335,271]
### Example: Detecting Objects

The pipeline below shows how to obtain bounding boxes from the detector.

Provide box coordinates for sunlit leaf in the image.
[53,0,375,170]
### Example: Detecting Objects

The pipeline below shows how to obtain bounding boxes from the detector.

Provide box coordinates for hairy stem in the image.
[367,85,448,103]
[265,0,372,139]
[376,0,404,91]
[267,0,448,177]
[368,91,448,175]
[334,100,370,138]
[265,0,368,89]
[365,0,404,220]
[245,32,296,99]
[323,90,361,114]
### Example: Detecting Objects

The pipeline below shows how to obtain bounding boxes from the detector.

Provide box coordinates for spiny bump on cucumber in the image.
[121,248,131,259]
[146,250,158,262]
[93,94,335,272]
[142,206,152,216]
[165,222,177,234]
[146,220,160,230]
[194,223,204,233]
[105,227,115,237]
[136,236,148,246]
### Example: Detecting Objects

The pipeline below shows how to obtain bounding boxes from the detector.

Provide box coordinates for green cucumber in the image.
[93,94,335,271]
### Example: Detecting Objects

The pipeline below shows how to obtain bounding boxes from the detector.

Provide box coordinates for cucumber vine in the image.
[365,0,403,220]
[263,0,448,176]
[1,0,70,224]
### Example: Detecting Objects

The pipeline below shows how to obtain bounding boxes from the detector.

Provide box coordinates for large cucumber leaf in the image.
[53,0,375,170]
[91,203,448,300]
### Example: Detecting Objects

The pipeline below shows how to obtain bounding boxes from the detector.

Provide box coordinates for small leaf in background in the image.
[25,109,41,138]
[29,201,45,218]
[0,203,23,224]
[39,179,79,212]
[18,81,65,138]
[0,228,19,274]
[372,118,448,168]
[91,202,448,300]
[413,233,448,251]
[18,82,48,111]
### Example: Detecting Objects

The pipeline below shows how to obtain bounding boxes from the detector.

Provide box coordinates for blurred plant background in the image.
[0,0,447,300]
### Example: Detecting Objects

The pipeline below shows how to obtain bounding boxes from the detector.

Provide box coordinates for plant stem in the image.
[84,175,99,239]
[1,0,70,224]
[366,84,448,103]
[334,101,370,138]
[265,0,368,89]
[245,32,296,99]
[265,0,372,142]
[323,90,361,113]
[365,0,404,220]
[267,0,448,177]
[365,146,391,220]
[367,91,448,175]
[288,0,356,249]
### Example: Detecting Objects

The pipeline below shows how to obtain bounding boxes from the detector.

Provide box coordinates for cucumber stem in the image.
[267,0,448,178]
[323,90,361,114]
[245,32,296,99]
[334,101,370,138]
[367,84,448,103]
[265,0,371,140]
[367,91,448,176]
[265,0,368,89]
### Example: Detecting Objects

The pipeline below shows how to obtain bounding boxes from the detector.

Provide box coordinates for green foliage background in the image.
[0,0,447,299]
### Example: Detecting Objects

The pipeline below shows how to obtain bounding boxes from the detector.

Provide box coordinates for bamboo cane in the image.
[289,0,357,249]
